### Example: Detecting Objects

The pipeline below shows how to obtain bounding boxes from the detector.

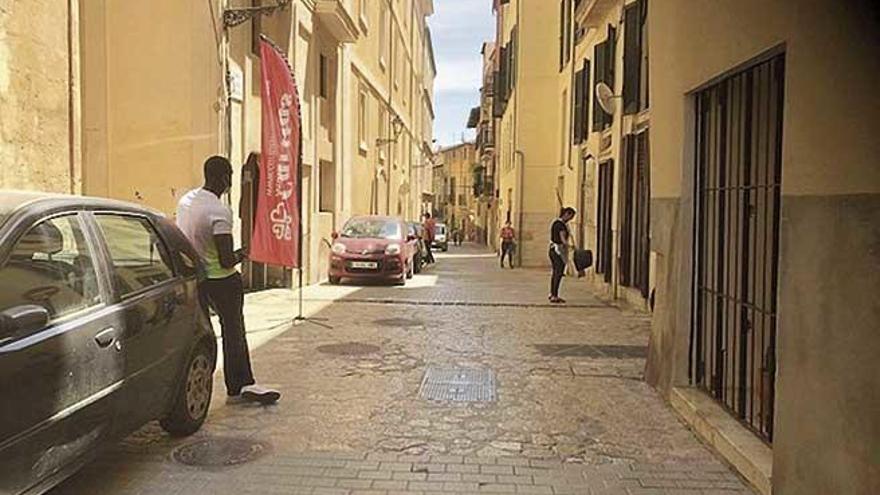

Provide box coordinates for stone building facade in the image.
[1,0,436,287]
[434,142,479,239]
[0,0,81,194]
[488,0,879,493]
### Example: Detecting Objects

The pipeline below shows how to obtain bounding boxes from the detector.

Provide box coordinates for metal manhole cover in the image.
[374,317,424,327]
[419,366,496,402]
[533,344,648,359]
[172,438,268,469]
[317,342,381,356]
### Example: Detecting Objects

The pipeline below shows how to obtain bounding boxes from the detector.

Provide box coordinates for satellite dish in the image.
[596,82,618,115]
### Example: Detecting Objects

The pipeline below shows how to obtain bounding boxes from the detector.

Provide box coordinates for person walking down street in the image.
[549,207,576,304]
[422,212,436,265]
[177,156,281,405]
[500,222,516,269]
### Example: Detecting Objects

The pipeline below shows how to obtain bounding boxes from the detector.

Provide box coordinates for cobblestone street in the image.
[51,245,755,495]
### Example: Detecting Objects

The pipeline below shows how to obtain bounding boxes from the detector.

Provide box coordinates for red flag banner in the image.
[250,38,301,268]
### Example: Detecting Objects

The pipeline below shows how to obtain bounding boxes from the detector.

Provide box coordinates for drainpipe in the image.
[513,0,523,267]
[515,149,525,267]
[67,0,81,194]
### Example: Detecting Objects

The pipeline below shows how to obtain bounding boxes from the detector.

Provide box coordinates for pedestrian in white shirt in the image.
[177,156,280,405]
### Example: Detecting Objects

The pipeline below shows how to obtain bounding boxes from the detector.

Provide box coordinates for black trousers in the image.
[500,241,515,267]
[549,248,566,298]
[200,272,255,396]
[424,242,435,263]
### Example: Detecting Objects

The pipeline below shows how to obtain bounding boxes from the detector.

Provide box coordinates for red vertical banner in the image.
[250,38,301,268]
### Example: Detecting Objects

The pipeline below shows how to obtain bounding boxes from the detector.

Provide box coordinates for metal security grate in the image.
[418,367,496,402]
[690,53,784,443]
[533,344,648,359]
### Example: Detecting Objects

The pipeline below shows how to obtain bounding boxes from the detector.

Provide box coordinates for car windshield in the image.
[437,225,446,234]
[341,218,402,240]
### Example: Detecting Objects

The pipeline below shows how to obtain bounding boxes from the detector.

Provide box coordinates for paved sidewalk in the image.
[52,244,755,495]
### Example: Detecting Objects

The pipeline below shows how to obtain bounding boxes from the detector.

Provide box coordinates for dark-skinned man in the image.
[176,156,281,405]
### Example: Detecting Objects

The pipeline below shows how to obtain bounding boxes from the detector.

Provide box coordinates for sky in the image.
[428,0,495,148]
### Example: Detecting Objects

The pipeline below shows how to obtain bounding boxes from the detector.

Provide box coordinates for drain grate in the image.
[419,366,496,402]
[172,438,268,469]
[533,344,648,359]
[374,318,424,327]
[317,342,381,356]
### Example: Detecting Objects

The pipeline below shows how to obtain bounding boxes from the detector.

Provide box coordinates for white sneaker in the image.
[240,384,281,405]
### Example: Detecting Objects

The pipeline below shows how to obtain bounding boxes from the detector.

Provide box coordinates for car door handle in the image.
[94,328,117,348]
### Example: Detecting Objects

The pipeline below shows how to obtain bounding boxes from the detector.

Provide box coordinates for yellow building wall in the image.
[495,0,562,268]
[79,0,222,215]
[648,2,880,494]
[0,0,78,194]
[346,0,433,222]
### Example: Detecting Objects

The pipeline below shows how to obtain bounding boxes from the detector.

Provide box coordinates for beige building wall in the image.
[76,0,433,286]
[79,0,222,215]
[495,0,562,268]
[562,0,650,307]
[346,0,434,222]
[647,1,880,494]
[0,0,80,194]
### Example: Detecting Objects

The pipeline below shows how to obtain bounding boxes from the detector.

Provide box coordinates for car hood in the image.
[336,237,398,254]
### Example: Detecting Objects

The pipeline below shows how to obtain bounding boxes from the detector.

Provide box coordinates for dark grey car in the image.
[0,191,217,495]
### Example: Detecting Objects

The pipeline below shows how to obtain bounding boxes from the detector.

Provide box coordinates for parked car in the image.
[407,222,428,273]
[432,223,448,252]
[0,191,216,495]
[328,216,417,285]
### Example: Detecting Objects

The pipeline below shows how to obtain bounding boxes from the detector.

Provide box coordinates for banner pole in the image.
[258,35,328,328]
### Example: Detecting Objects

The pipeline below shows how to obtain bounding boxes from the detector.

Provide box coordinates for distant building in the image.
[434,142,479,241]
[467,41,499,249]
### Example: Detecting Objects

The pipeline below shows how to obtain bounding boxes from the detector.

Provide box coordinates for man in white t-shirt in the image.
[177,156,280,405]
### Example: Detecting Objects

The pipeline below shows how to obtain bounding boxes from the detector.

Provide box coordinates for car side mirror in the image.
[0,305,50,338]
[331,231,339,240]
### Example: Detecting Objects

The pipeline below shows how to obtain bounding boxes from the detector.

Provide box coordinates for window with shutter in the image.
[623,2,641,114]
[582,59,591,138]
[559,0,566,69]
[510,27,518,90]
[592,41,606,131]
[573,67,584,144]
[640,0,649,111]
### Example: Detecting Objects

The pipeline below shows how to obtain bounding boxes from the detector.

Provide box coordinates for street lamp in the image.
[376,115,404,146]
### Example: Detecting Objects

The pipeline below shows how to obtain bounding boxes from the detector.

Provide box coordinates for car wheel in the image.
[160,345,213,437]
[442,246,448,252]
[329,276,341,285]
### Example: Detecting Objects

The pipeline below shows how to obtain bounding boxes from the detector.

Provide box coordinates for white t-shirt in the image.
[176,188,236,279]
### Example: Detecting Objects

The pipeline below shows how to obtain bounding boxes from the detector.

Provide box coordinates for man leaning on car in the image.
[176,156,281,405]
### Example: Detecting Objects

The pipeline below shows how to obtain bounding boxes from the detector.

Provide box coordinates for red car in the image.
[328,216,418,285]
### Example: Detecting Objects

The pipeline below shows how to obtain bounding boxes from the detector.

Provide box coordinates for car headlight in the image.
[385,243,401,255]
[331,243,346,255]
